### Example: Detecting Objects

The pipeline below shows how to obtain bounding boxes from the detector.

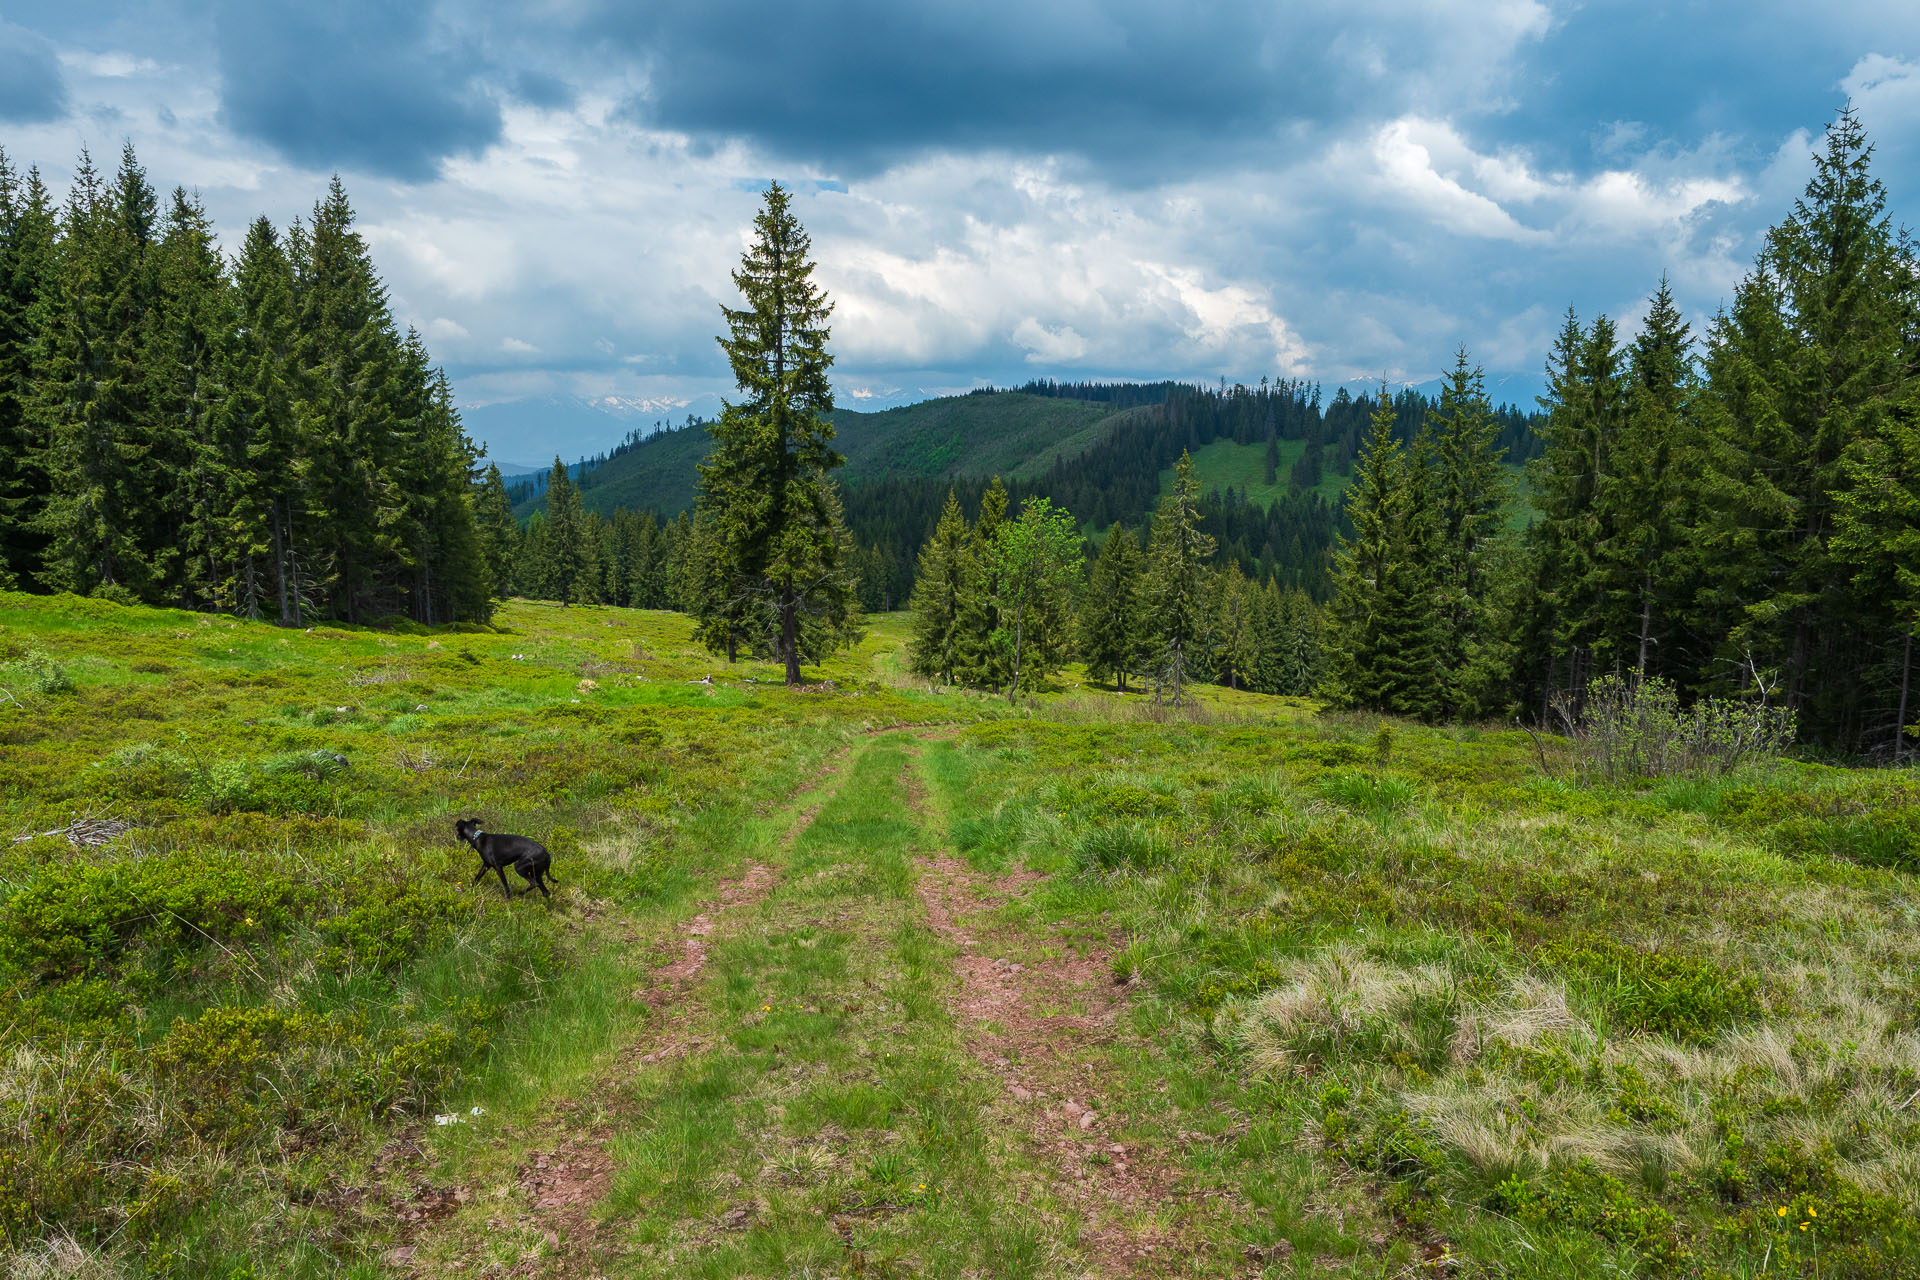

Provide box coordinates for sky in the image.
[2,1,1918,465]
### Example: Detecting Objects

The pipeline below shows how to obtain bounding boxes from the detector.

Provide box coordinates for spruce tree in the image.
[1425,349,1513,715]
[907,489,970,684]
[473,463,519,599]
[294,177,403,622]
[150,187,233,607]
[1693,107,1915,746]
[1078,522,1145,692]
[1212,561,1259,691]
[955,477,1011,691]
[1321,395,1441,717]
[1142,451,1216,706]
[696,183,853,684]
[538,457,593,605]
[224,216,304,621]
[1596,279,1695,677]
[0,153,57,589]
[36,147,161,600]
[1832,378,1920,760]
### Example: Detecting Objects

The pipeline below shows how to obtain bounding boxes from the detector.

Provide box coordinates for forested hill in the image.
[509,392,1140,520]
[509,378,1542,609]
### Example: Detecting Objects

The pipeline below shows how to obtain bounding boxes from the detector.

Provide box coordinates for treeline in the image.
[509,377,1546,615]
[0,144,494,623]
[1327,109,1920,760]
[905,463,1324,702]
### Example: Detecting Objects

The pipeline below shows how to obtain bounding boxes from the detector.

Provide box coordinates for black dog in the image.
[455,818,557,898]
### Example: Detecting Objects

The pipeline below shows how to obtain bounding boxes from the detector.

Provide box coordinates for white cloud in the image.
[1010,318,1090,363]
[1367,119,1545,241]
[427,316,469,341]
[501,337,539,354]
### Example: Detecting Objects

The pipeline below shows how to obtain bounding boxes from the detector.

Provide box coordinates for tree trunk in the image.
[1007,601,1025,703]
[1897,628,1913,766]
[781,584,802,685]
[1637,575,1653,674]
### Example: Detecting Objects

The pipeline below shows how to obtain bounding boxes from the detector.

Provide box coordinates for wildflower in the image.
[1777,1207,1789,1217]
[1801,1223,1809,1231]
[1808,1208,1817,1218]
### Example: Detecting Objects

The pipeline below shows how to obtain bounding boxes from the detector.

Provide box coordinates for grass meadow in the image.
[0,593,1915,1277]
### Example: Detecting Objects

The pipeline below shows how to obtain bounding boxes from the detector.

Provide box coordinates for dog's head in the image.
[454,817,484,845]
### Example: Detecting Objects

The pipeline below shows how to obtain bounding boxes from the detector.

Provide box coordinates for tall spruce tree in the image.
[37,147,161,600]
[150,187,233,607]
[955,477,1011,691]
[907,489,970,683]
[1596,279,1695,678]
[1832,377,1920,761]
[1693,107,1915,747]
[0,153,57,589]
[1425,349,1513,714]
[695,182,854,684]
[1143,451,1216,706]
[224,216,305,621]
[295,178,403,622]
[1322,394,1442,717]
[1078,522,1146,692]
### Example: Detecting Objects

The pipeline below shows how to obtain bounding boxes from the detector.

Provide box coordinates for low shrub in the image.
[1553,675,1795,782]
[0,648,73,696]
[1541,934,1762,1044]
[1495,1160,1686,1272]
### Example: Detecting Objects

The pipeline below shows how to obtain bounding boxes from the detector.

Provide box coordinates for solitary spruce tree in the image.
[1143,451,1216,706]
[697,183,854,685]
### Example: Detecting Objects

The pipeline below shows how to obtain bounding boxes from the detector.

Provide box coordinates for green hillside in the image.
[517,393,1131,519]
[1156,438,1352,508]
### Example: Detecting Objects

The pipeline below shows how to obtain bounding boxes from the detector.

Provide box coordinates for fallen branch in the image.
[12,816,134,847]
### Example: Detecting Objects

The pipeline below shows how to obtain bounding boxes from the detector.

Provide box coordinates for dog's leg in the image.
[472,864,491,885]
[496,864,513,898]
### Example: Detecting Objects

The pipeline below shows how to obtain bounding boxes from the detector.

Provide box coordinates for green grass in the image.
[4,590,1917,1278]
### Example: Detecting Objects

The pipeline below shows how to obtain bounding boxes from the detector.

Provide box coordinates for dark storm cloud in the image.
[589,0,1541,176]
[0,22,69,124]
[209,0,502,181]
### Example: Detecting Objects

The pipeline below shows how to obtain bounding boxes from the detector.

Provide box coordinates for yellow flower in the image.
[761,1004,771,1011]
[1808,1208,1817,1218]
[1777,1207,1789,1217]
[1801,1223,1809,1231]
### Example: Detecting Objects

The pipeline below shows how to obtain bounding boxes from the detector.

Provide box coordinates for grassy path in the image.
[408,733,1285,1278]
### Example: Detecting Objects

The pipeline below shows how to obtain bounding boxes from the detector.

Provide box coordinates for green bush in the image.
[1542,934,1762,1044]
[0,851,307,980]
[1,647,73,695]
[1496,1160,1685,1271]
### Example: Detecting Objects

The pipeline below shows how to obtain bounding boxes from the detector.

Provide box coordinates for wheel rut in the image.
[410,742,859,1276]
[905,757,1205,1277]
